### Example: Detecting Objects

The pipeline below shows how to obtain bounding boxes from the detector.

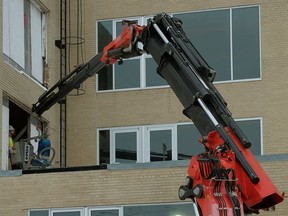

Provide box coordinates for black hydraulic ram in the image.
[141,13,259,184]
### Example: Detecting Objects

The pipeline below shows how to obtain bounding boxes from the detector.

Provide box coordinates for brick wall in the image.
[0,0,287,215]
[0,160,287,215]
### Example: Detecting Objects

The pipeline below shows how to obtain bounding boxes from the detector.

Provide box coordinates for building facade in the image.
[0,0,287,216]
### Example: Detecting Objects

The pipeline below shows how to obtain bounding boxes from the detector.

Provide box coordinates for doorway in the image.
[9,101,29,141]
[2,98,29,170]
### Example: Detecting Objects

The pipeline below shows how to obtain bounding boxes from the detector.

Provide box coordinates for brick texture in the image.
[0,0,287,215]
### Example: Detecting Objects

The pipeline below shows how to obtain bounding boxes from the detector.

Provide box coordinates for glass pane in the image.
[99,130,110,164]
[146,58,167,87]
[97,21,113,90]
[116,20,138,36]
[124,203,195,216]
[177,124,205,160]
[115,59,140,89]
[232,6,260,80]
[115,132,137,163]
[91,209,119,216]
[97,21,112,52]
[53,212,80,216]
[236,119,261,155]
[98,66,113,91]
[150,130,172,162]
[30,210,49,216]
[175,10,231,81]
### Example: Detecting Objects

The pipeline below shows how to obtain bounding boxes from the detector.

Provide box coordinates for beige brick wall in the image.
[0,160,287,215]
[0,0,287,215]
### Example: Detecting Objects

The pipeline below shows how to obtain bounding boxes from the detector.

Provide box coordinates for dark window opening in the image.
[99,130,110,164]
[9,101,29,141]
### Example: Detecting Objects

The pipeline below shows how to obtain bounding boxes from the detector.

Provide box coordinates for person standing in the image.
[8,125,16,169]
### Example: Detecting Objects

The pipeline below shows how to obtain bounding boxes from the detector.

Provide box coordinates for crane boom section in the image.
[32,13,283,215]
[141,13,283,214]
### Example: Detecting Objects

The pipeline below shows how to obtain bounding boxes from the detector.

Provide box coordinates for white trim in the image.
[258,5,263,81]
[173,4,260,15]
[30,116,39,154]
[229,8,234,80]
[51,208,84,215]
[111,127,140,164]
[88,206,122,216]
[1,98,9,170]
[145,124,176,162]
[30,0,50,13]
[30,2,43,83]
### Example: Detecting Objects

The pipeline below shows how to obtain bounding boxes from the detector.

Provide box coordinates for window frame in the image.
[96,17,169,92]
[110,127,142,164]
[97,126,143,165]
[87,206,123,216]
[50,208,84,216]
[97,118,263,165]
[144,124,177,162]
[173,5,261,84]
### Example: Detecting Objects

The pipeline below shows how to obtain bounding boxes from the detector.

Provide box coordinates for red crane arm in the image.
[100,21,145,65]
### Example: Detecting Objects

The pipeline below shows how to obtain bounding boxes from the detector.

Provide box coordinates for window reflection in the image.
[115,132,137,163]
[91,209,119,216]
[175,10,231,82]
[150,130,172,162]
[124,203,195,216]
[177,124,204,160]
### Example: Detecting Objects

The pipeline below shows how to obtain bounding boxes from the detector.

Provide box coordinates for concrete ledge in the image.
[0,169,22,177]
[108,154,288,170]
[1,154,287,175]
[255,154,288,162]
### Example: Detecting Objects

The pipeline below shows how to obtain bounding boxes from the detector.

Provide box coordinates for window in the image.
[146,125,177,162]
[3,0,47,84]
[112,128,140,164]
[89,207,121,216]
[98,127,142,164]
[90,209,119,216]
[29,209,83,216]
[29,203,195,216]
[96,6,260,91]
[177,123,204,160]
[51,209,83,216]
[123,203,195,216]
[237,118,262,155]
[174,6,260,82]
[97,118,262,165]
[96,17,167,91]
[3,0,25,69]
[29,210,49,216]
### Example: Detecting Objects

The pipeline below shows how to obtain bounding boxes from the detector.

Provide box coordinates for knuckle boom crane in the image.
[32,13,284,215]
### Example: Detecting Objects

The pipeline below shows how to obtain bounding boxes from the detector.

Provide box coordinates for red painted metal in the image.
[188,128,284,215]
